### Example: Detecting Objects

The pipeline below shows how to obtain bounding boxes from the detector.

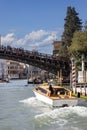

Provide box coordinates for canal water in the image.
[0,79,87,130]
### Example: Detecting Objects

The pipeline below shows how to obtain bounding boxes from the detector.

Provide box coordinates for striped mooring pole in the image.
[71,57,76,93]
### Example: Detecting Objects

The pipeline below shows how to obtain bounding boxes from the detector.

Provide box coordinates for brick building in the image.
[53,41,62,56]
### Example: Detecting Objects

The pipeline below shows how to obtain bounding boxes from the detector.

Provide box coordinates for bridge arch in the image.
[0,45,71,77]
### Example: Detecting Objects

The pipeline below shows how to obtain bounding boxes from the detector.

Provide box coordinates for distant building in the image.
[7,60,25,79]
[0,59,8,80]
[27,65,41,79]
[53,41,62,56]
[78,71,87,83]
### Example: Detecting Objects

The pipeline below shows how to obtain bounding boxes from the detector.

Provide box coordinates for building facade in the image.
[0,59,8,80]
[53,41,62,57]
[7,60,25,79]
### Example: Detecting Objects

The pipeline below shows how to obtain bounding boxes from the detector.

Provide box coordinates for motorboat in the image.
[27,78,34,84]
[33,83,78,107]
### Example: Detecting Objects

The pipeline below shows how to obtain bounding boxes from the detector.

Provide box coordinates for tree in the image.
[69,30,87,70]
[69,31,87,56]
[60,6,82,57]
[83,21,87,32]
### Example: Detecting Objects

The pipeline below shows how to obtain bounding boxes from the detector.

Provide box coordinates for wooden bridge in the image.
[0,45,71,78]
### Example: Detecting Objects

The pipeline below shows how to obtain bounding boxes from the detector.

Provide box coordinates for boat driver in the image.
[49,84,54,95]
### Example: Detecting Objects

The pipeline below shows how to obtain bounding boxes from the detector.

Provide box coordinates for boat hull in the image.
[33,91,53,105]
[33,90,78,107]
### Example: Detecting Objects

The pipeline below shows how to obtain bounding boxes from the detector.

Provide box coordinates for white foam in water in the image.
[20,98,87,128]
[19,97,39,106]
[36,106,87,118]
[70,106,87,117]
[20,97,87,118]
[19,97,50,109]
[35,106,87,126]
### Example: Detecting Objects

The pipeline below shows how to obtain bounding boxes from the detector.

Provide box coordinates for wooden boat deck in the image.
[34,86,76,100]
[33,84,78,107]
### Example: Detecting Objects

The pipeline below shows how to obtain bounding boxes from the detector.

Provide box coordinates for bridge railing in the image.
[0,45,70,76]
[0,45,54,59]
[0,45,70,69]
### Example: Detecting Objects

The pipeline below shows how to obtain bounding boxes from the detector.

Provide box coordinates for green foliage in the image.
[69,28,87,70]
[59,45,68,57]
[69,31,87,57]
[84,21,87,31]
[60,6,82,57]
[62,6,82,46]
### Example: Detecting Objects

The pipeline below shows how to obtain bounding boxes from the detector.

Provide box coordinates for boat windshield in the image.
[53,88,68,95]
[38,87,47,94]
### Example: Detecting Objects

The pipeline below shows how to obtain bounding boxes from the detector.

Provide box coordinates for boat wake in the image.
[35,106,87,129]
[20,98,87,129]
[19,97,41,106]
[19,97,51,111]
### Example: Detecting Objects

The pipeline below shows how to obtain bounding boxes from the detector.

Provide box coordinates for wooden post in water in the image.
[60,69,62,86]
[58,70,62,86]
[57,71,60,85]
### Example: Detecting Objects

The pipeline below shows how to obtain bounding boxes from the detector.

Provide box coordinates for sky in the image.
[0,0,87,54]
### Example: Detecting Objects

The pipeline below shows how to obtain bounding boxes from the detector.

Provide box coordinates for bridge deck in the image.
[0,45,70,76]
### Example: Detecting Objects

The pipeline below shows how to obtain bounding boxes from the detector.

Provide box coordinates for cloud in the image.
[25,30,48,41]
[1,29,58,54]
[1,33,17,45]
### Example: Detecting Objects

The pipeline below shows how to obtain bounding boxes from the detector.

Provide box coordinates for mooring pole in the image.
[71,57,76,93]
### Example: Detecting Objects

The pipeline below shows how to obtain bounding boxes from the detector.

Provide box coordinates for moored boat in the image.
[33,84,78,107]
[27,78,34,84]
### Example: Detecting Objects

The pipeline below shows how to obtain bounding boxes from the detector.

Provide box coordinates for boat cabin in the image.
[35,85,72,99]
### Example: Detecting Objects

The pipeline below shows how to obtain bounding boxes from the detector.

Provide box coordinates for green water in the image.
[0,80,87,130]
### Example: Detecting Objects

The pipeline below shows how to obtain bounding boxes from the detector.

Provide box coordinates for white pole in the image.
[82,54,84,71]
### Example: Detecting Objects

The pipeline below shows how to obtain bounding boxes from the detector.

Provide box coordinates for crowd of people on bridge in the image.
[0,45,54,59]
[0,45,70,74]
[0,45,70,79]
